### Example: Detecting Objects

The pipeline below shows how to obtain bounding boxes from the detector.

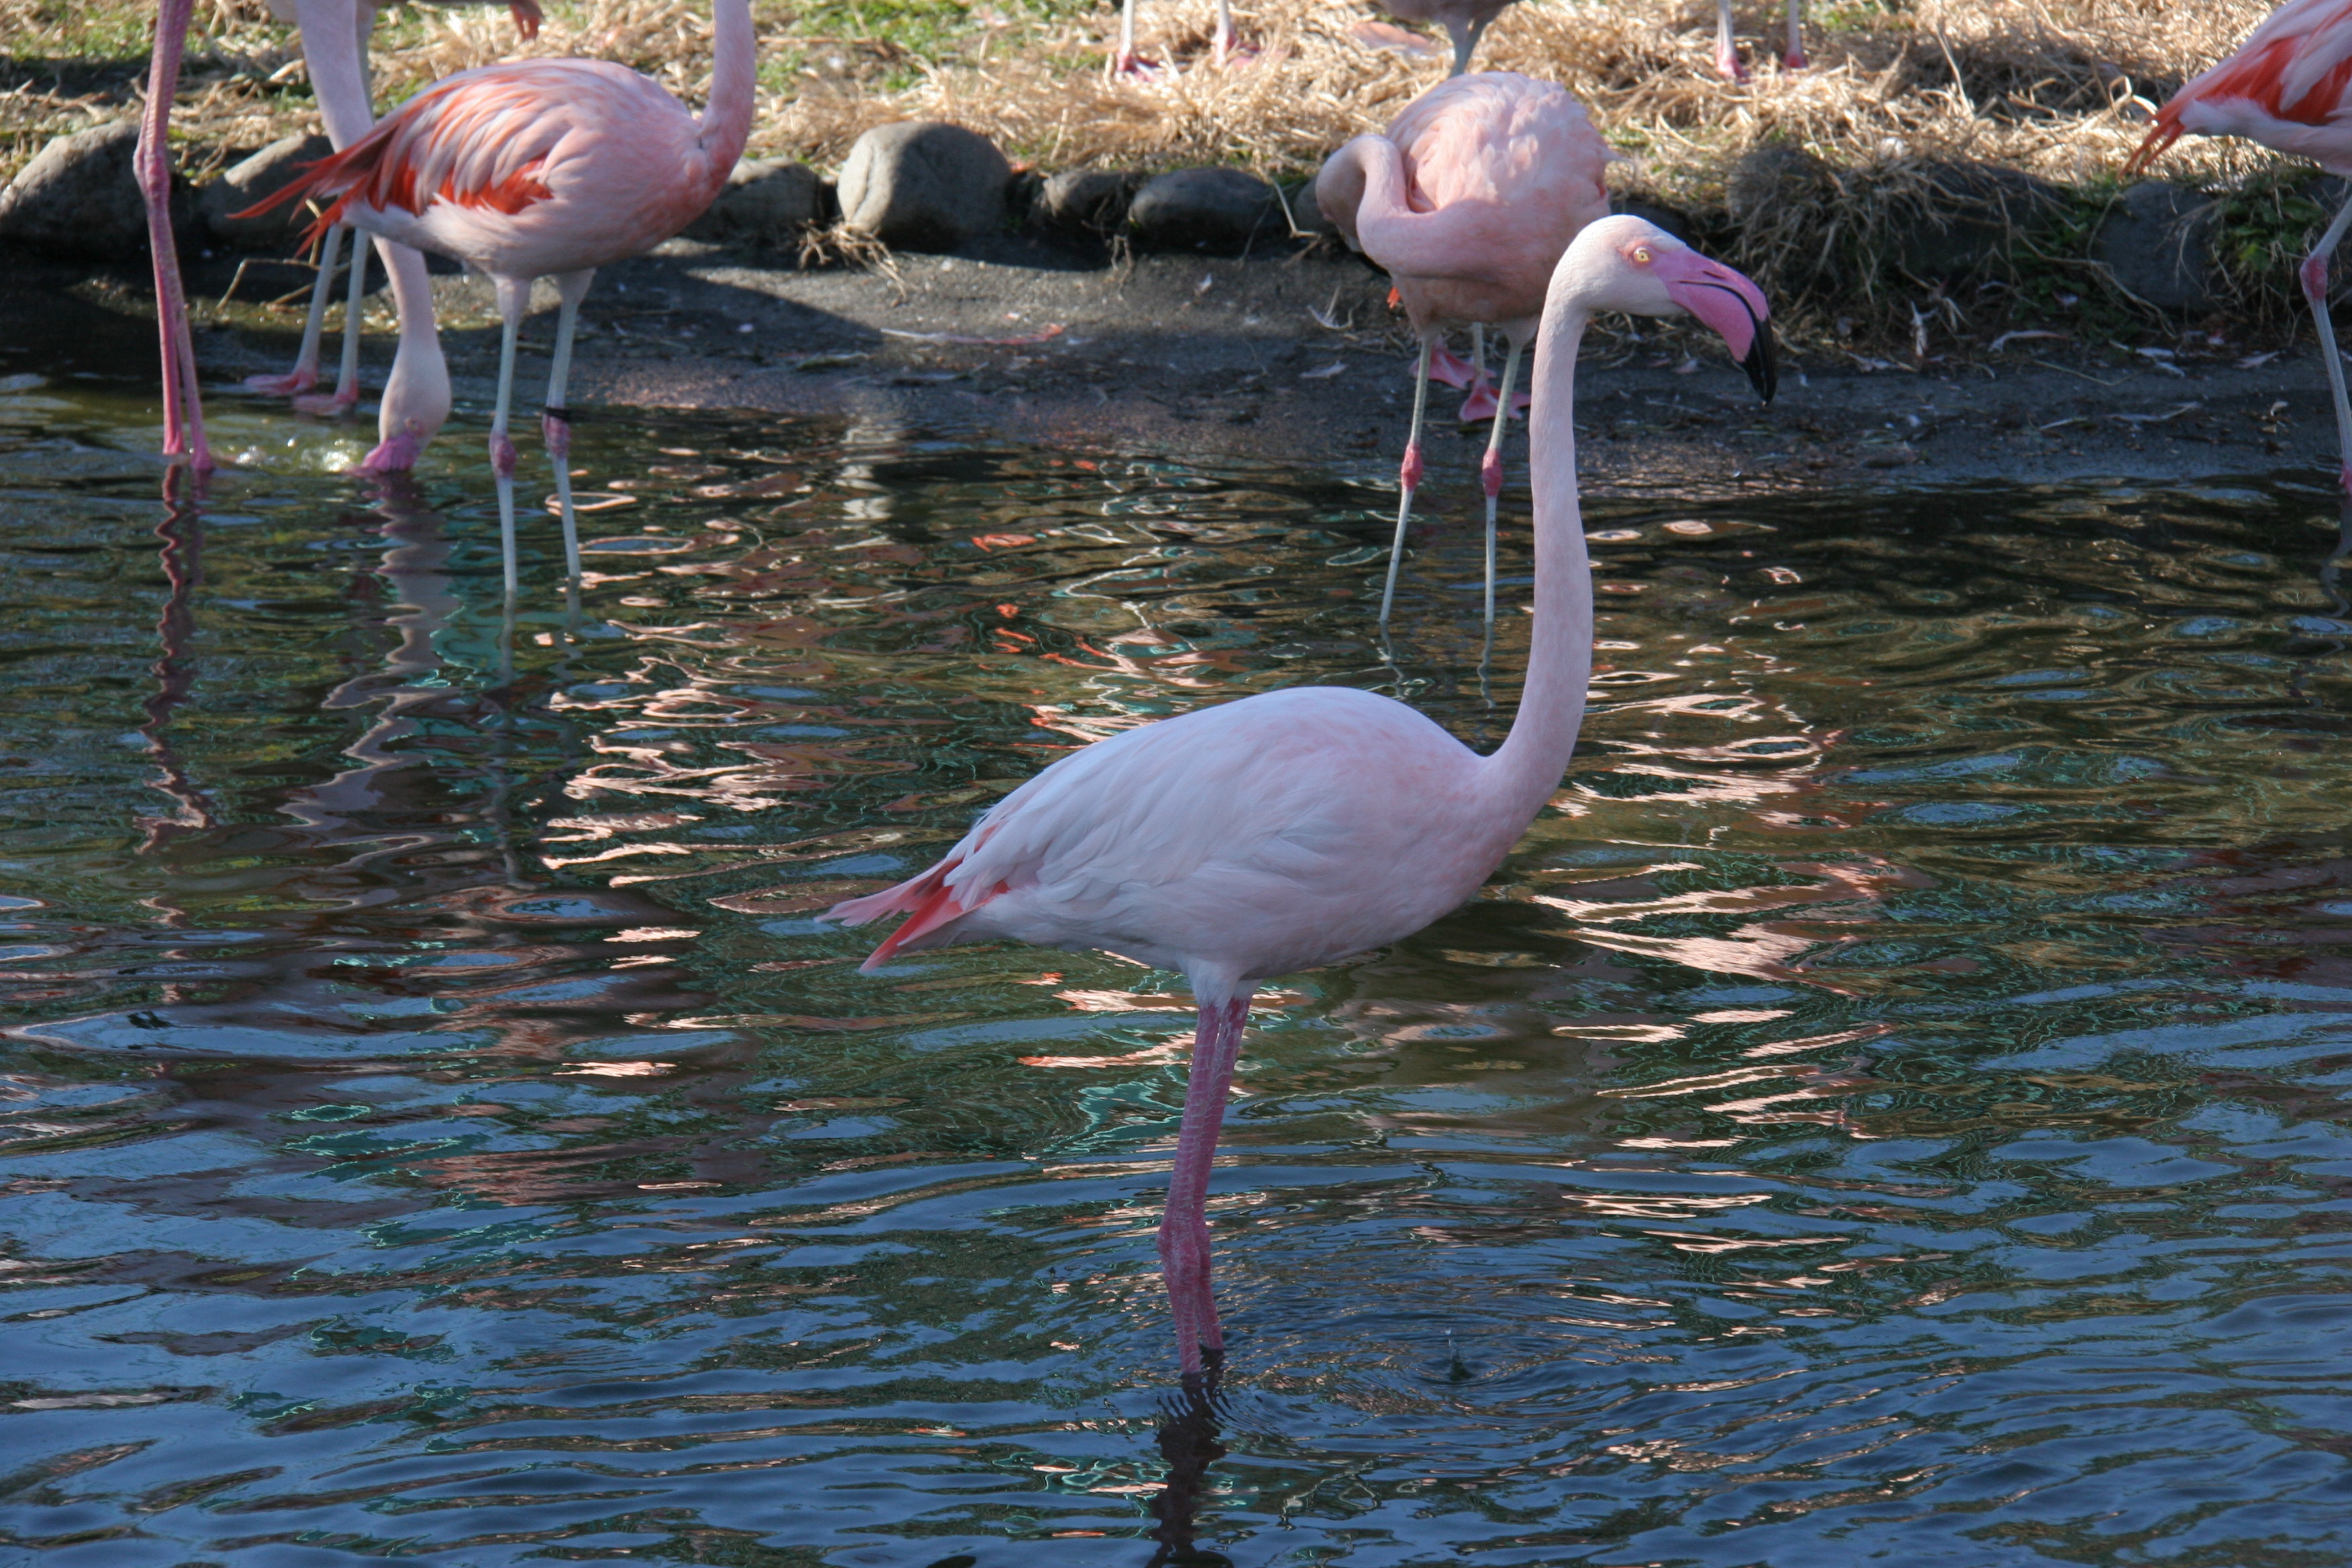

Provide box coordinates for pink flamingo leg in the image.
[1783,0,1807,69]
[1713,0,1747,80]
[1159,993,1251,1373]
[1111,0,1155,76]
[542,268,594,581]
[1377,337,1434,628]
[138,0,213,473]
[293,238,370,415]
[2302,193,2352,498]
[489,277,526,597]
[245,224,341,397]
[1475,338,1524,630]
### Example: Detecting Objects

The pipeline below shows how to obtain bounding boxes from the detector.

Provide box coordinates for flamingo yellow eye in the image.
[1632,245,1653,265]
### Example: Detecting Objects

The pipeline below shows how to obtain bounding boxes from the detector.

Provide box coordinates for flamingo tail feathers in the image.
[824,857,1000,973]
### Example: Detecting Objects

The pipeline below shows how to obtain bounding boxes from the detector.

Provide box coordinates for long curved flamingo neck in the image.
[296,0,376,147]
[1336,133,1517,297]
[695,0,756,187]
[1481,281,1594,819]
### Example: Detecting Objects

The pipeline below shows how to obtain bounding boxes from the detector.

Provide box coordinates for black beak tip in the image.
[1743,318,1778,405]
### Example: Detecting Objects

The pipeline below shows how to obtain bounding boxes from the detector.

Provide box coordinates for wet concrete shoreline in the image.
[4,236,2344,501]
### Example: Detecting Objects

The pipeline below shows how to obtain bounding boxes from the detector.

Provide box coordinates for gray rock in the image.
[1887,160,2065,282]
[0,121,189,260]
[682,158,828,250]
[201,133,334,251]
[1128,167,1283,252]
[837,121,1009,252]
[1034,168,1140,235]
[2096,180,2218,312]
[1612,196,1694,244]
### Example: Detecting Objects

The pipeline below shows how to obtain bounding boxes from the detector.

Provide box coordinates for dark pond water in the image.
[7,370,2352,1567]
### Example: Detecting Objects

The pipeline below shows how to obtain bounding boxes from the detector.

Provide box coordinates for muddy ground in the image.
[3,235,2343,500]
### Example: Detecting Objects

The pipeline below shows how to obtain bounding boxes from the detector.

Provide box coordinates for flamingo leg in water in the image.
[1377,338,1434,628]
[1785,0,1807,69]
[1712,0,1745,80]
[1159,993,1251,1374]
[542,269,595,582]
[332,235,369,408]
[138,0,212,473]
[1476,338,1523,631]
[489,278,526,597]
[2302,193,2352,499]
[248,226,341,396]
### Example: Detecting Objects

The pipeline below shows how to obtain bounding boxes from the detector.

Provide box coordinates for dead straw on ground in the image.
[5,0,2333,344]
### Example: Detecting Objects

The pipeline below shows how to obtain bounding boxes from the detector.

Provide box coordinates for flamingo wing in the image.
[2131,0,2352,171]
[237,60,621,240]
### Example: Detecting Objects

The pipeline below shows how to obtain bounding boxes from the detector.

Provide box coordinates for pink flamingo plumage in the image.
[136,0,211,474]
[1714,0,1806,81]
[824,215,1775,1375]
[1316,71,1613,630]
[244,0,540,475]
[2128,0,2352,496]
[1373,0,1519,77]
[246,0,753,591]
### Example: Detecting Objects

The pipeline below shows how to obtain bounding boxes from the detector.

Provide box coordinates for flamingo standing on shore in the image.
[823,215,1775,1375]
[246,0,540,474]
[2127,0,2352,497]
[246,0,754,592]
[1112,0,1246,76]
[1361,0,1520,77]
[136,0,211,473]
[1315,72,1612,630]
[1714,0,1806,81]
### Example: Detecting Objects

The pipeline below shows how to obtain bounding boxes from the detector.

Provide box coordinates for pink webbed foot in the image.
[358,426,426,475]
[1211,30,1259,67]
[1714,42,1748,81]
[1110,50,1165,80]
[293,391,358,418]
[1428,344,1481,391]
[1783,48,1809,69]
[244,368,319,397]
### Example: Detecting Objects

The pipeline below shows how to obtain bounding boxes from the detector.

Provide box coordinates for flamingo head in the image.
[1568,215,1776,404]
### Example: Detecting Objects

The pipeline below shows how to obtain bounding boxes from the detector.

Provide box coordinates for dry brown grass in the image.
[4,0,2329,341]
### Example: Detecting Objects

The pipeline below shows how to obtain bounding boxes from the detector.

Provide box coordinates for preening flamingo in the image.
[246,0,754,592]
[1315,71,1612,630]
[1714,0,1806,81]
[824,215,1775,1375]
[2128,0,2352,497]
[246,0,541,475]
[137,0,211,473]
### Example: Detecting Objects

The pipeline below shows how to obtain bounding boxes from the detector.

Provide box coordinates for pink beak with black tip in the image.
[1655,247,1777,403]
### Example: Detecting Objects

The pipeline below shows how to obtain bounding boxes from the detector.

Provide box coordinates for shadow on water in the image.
[11,367,2352,1564]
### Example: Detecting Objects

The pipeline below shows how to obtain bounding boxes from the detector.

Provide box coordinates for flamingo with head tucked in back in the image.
[1316,71,1612,632]
[244,0,542,475]
[245,0,754,592]
[2127,0,2352,497]
[823,215,1775,1375]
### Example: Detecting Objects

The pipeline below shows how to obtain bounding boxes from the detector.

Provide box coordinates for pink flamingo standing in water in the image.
[824,215,1775,1375]
[1316,71,1612,630]
[245,0,540,474]
[249,0,754,592]
[2128,0,2352,497]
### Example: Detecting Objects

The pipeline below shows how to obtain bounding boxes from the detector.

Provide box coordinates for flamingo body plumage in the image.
[1316,71,1612,628]
[2129,0,2352,494]
[828,215,1776,1372]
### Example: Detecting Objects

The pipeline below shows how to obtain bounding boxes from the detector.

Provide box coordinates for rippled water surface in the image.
[8,373,2352,1567]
